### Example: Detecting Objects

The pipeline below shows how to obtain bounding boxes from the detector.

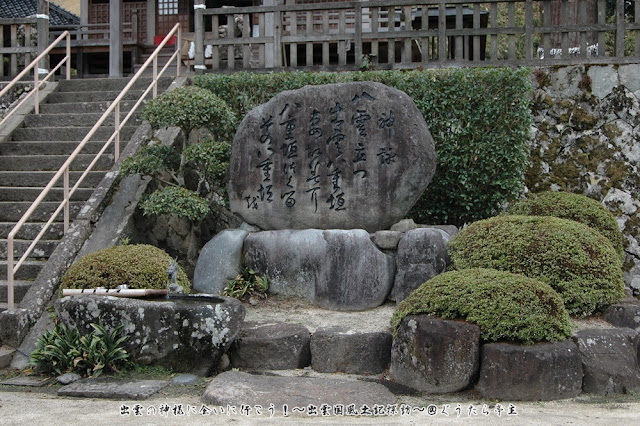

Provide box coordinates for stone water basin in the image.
[55,294,245,376]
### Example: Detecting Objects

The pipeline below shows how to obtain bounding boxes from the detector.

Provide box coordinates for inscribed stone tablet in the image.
[228,82,436,232]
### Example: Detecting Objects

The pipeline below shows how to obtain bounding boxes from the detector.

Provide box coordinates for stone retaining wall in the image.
[528,64,640,294]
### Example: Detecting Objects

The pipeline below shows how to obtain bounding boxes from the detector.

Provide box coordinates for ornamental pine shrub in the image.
[391,268,573,345]
[449,215,625,316]
[194,68,531,227]
[60,244,191,293]
[507,191,624,259]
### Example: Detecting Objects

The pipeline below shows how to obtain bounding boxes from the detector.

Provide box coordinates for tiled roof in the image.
[0,0,80,26]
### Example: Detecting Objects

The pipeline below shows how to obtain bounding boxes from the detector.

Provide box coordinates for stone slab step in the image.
[44,90,151,104]
[0,201,83,222]
[0,154,114,172]
[0,141,112,156]
[10,126,137,142]
[0,187,94,202]
[0,222,64,240]
[0,260,44,280]
[58,378,169,399]
[22,113,141,128]
[56,76,173,93]
[0,280,34,303]
[202,371,396,414]
[39,100,138,115]
[0,239,58,259]
[0,171,108,187]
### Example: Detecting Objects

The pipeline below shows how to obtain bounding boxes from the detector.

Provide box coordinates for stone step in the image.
[0,239,58,259]
[44,90,152,104]
[0,260,44,281]
[56,76,173,93]
[10,126,137,142]
[0,187,94,202]
[0,280,34,303]
[22,113,141,128]
[39,100,138,115]
[0,171,107,187]
[0,201,83,222]
[0,141,113,156]
[0,222,64,240]
[0,154,114,172]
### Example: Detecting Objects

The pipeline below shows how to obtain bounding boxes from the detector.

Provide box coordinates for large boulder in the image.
[390,316,480,393]
[572,329,640,395]
[475,340,583,400]
[391,228,449,302]
[228,81,436,232]
[245,229,394,311]
[192,229,248,295]
[56,294,245,376]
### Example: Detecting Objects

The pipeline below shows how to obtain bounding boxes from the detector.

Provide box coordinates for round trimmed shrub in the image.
[449,215,624,316]
[61,245,191,293]
[391,268,573,345]
[507,191,624,259]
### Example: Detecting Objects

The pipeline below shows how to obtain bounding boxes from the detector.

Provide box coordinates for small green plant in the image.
[223,255,269,301]
[392,268,573,345]
[29,322,129,377]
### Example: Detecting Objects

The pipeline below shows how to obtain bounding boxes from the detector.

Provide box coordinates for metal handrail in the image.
[0,31,71,129]
[5,24,182,310]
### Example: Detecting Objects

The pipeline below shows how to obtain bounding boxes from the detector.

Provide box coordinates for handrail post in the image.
[195,0,205,74]
[66,32,71,80]
[153,56,158,98]
[34,66,39,115]
[63,167,70,232]
[177,24,182,77]
[115,102,121,160]
[7,237,14,310]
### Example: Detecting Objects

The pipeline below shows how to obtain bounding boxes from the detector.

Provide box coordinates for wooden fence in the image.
[192,0,640,72]
[0,19,38,78]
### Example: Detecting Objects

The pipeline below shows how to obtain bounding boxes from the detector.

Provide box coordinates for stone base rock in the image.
[390,316,480,393]
[230,322,311,370]
[311,327,392,374]
[193,229,248,295]
[56,294,245,376]
[604,299,640,332]
[202,371,396,413]
[245,229,394,311]
[572,329,640,395]
[475,340,583,400]
[391,228,449,302]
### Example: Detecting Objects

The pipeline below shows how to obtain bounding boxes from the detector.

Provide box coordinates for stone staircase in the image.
[0,76,173,312]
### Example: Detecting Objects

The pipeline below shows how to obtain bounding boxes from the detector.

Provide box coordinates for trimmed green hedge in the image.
[507,191,624,259]
[449,215,624,316]
[391,268,573,345]
[61,245,191,293]
[194,68,532,227]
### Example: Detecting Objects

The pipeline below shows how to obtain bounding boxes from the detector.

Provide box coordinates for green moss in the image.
[449,215,625,316]
[60,245,191,293]
[507,191,624,259]
[391,268,573,345]
[571,106,598,131]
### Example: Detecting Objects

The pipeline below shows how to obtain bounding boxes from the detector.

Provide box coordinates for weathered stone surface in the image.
[1,375,53,387]
[390,316,480,393]
[228,81,436,232]
[0,347,15,369]
[310,326,392,374]
[391,228,449,302]
[172,374,198,385]
[245,229,394,311]
[56,294,245,375]
[202,371,396,411]
[57,373,82,385]
[475,340,583,400]
[588,65,619,99]
[390,219,417,233]
[619,64,640,93]
[572,329,640,395]
[58,378,169,399]
[193,229,248,295]
[230,322,311,370]
[371,230,402,250]
[604,299,640,332]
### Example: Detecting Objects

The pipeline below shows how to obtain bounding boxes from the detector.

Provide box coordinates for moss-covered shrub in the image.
[61,245,191,293]
[507,191,624,259]
[194,68,532,227]
[391,268,573,345]
[141,86,236,143]
[449,215,624,316]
